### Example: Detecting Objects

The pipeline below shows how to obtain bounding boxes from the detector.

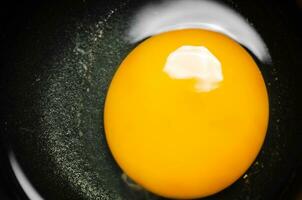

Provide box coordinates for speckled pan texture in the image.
[3,0,301,200]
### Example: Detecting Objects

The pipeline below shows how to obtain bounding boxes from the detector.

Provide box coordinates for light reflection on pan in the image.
[127,0,271,63]
[9,151,44,200]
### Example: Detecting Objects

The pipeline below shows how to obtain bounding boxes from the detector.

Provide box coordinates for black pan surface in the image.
[1,0,301,199]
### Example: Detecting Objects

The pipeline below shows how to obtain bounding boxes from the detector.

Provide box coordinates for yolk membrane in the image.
[104,29,269,199]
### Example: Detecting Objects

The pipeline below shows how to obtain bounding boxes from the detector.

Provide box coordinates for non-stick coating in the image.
[1,0,301,199]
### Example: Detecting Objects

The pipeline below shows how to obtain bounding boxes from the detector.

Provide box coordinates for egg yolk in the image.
[104,29,269,199]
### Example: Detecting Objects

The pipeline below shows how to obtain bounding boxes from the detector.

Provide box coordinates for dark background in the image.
[0,0,301,200]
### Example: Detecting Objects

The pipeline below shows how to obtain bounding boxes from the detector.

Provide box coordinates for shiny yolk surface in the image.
[104,29,269,199]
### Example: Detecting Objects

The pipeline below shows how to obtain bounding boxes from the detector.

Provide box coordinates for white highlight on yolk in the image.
[164,46,223,92]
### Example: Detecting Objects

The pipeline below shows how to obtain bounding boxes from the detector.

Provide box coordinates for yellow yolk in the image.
[104,29,269,199]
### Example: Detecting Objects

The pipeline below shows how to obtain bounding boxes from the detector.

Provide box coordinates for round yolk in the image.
[104,29,269,199]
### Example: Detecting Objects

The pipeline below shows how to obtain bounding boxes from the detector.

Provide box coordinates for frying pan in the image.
[0,0,301,199]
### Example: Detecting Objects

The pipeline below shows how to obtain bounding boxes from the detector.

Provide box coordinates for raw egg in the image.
[104,29,269,199]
